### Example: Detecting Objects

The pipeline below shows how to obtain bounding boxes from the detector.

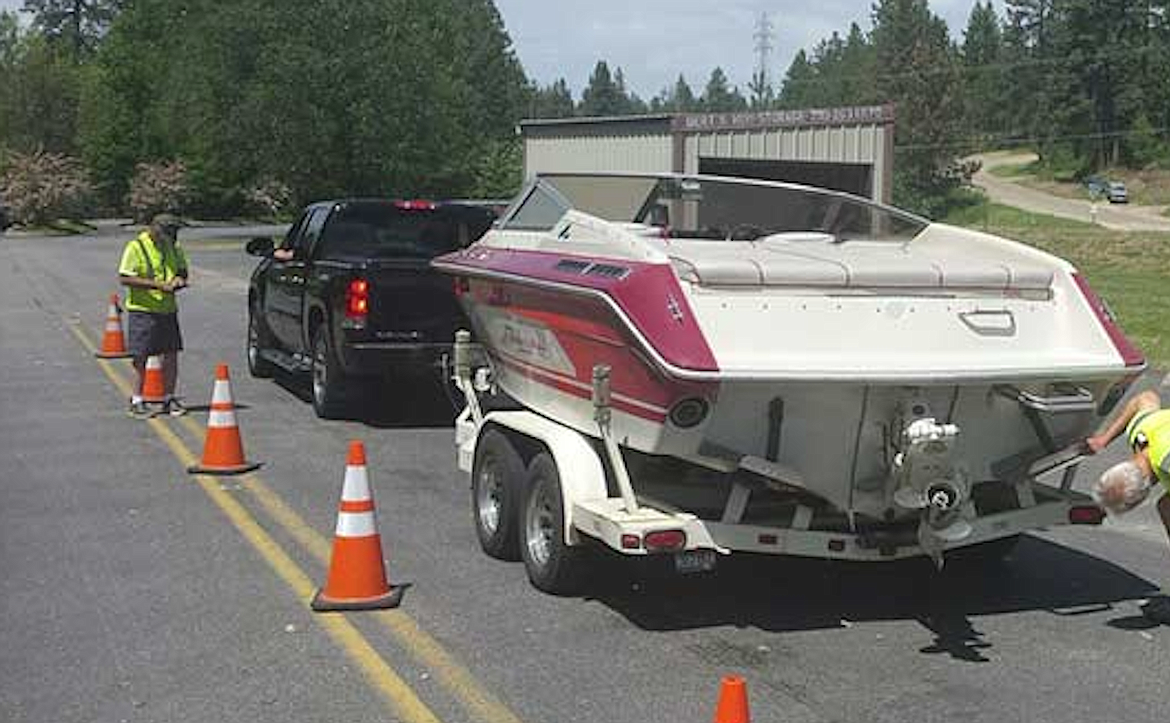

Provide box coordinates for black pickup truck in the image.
[245,198,497,418]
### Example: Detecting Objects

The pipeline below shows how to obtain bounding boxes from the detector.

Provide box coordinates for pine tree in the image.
[579,61,626,116]
[961,1,1004,139]
[870,0,965,216]
[700,67,747,112]
[22,0,122,61]
[778,50,818,108]
[531,79,575,119]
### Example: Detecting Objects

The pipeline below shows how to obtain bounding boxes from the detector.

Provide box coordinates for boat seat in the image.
[668,241,763,286]
[667,238,1053,291]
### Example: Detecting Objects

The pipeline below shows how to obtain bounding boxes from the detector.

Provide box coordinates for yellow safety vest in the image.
[1127,409,1170,488]
[118,231,188,313]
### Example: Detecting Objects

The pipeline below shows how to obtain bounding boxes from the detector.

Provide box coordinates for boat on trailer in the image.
[433,173,1144,592]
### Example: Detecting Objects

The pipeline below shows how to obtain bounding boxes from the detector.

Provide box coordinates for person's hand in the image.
[1085,434,1109,454]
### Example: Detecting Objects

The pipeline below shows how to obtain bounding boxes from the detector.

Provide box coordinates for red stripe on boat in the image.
[442,248,719,373]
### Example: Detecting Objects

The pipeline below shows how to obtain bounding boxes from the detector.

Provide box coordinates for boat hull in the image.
[458,274,1128,516]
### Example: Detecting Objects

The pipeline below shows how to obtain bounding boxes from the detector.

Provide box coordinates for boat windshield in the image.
[501,174,928,243]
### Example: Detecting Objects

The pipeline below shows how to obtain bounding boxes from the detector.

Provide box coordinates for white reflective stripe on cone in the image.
[340,466,372,502]
[105,320,121,330]
[146,356,162,370]
[208,409,238,428]
[211,380,233,405]
[335,510,377,537]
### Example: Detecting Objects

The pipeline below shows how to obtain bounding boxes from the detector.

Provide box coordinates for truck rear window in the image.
[319,205,465,260]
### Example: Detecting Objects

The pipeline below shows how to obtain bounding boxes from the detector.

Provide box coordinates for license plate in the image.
[673,549,717,574]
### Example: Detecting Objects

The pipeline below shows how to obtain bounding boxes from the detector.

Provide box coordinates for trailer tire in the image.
[521,452,587,595]
[471,428,523,561]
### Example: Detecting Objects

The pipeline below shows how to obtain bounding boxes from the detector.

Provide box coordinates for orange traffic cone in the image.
[141,355,167,403]
[95,293,133,359]
[312,440,408,611]
[713,676,750,723]
[186,364,262,475]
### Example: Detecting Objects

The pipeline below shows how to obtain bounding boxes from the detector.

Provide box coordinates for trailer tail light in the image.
[1072,273,1145,368]
[346,278,370,320]
[1069,505,1105,525]
[620,534,641,550]
[643,529,686,553]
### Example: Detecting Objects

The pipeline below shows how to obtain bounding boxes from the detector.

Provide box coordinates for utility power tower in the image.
[751,11,775,106]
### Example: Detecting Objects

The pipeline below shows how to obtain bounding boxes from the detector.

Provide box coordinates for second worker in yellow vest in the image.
[1087,388,1170,623]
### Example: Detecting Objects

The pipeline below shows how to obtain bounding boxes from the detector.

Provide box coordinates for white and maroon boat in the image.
[434,173,1145,592]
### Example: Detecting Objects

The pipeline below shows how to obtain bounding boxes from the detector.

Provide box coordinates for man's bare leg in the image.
[162,351,179,397]
[131,357,146,397]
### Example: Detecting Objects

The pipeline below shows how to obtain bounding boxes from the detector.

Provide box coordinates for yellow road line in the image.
[69,322,442,723]
[71,321,526,723]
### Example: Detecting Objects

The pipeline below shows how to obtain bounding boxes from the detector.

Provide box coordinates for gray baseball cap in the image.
[151,213,188,231]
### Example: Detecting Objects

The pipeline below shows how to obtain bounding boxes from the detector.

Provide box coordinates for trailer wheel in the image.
[471,428,523,560]
[521,452,587,595]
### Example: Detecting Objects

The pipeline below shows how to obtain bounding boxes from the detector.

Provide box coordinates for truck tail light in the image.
[1072,273,1144,368]
[394,199,436,211]
[346,278,370,320]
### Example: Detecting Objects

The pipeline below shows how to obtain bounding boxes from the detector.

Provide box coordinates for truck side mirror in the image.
[246,237,274,256]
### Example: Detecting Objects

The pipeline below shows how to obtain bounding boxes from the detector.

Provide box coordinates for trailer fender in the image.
[477,411,607,544]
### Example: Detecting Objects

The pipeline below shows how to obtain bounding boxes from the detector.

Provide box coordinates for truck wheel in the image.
[247,302,277,378]
[521,452,587,595]
[311,329,348,419]
[471,429,523,560]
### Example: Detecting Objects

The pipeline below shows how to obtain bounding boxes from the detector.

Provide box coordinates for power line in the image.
[893,124,1170,152]
[778,42,1169,90]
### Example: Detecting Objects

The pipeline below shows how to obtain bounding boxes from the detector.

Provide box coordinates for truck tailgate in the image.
[363,260,466,342]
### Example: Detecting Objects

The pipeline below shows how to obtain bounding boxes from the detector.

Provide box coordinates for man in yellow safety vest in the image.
[1087,388,1170,623]
[118,213,190,419]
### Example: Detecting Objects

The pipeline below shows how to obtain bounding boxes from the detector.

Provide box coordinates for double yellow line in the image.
[68,322,524,723]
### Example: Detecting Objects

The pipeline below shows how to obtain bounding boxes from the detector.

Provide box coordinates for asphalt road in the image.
[972,152,1170,233]
[2,223,1169,723]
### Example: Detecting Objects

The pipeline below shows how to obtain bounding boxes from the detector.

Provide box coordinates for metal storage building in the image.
[520,105,895,204]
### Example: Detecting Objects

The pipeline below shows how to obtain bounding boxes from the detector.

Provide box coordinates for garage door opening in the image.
[699,158,873,199]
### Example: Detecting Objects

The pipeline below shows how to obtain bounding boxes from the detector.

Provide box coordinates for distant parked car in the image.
[1085,175,1107,198]
[1106,181,1128,204]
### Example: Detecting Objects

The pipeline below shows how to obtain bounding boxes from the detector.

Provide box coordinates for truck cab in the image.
[246,198,496,417]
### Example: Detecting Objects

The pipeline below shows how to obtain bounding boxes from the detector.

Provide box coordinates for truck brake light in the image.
[394,199,437,211]
[346,278,369,320]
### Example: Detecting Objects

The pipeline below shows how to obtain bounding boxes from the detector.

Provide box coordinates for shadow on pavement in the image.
[271,370,458,429]
[584,535,1160,662]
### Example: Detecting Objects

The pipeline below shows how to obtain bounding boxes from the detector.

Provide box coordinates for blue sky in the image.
[1,0,985,99]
